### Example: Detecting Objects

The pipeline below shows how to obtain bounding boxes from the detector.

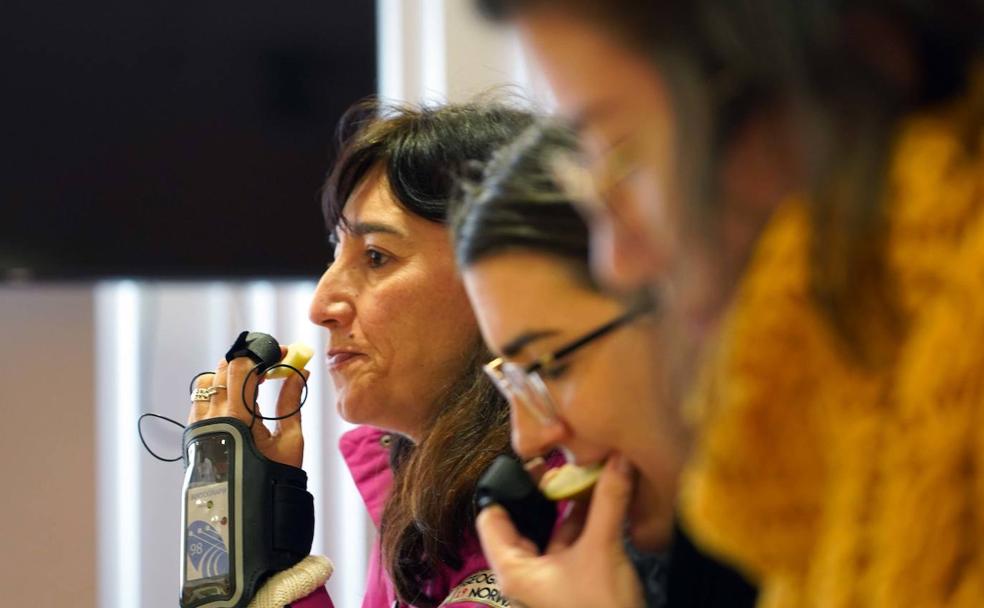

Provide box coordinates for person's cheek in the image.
[404,278,473,403]
[359,285,400,390]
[576,366,613,444]
[625,172,677,281]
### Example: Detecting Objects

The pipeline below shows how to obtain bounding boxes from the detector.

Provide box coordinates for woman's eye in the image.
[541,361,570,380]
[366,248,390,268]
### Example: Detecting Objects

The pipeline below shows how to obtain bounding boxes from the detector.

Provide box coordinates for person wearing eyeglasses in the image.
[452,123,757,608]
[472,2,984,608]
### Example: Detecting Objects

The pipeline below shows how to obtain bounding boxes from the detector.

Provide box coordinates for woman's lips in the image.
[326,351,366,370]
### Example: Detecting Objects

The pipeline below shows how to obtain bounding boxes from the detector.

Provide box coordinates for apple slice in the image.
[539,462,603,500]
[266,342,314,378]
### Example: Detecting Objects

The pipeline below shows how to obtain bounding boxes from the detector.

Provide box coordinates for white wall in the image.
[377,0,552,105]
[0,286,97,606]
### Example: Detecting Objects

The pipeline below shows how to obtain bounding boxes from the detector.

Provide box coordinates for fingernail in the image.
[609,452,631,475]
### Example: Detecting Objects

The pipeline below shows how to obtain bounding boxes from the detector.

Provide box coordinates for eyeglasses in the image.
[483,298,656,426]
[550,132,645,225]
[591,134,645,200]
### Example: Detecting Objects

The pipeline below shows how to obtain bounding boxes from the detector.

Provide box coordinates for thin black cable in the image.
[138,364,309,460]
[137,369,215,462]
[137,412,186,462]
[240,363,309,429]
[188,370,216,394]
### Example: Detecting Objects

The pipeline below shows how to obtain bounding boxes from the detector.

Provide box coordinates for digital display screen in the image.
[182,434,234,603]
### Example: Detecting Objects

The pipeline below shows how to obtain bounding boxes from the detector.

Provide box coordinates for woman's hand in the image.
[188,350,308,468]
[476,454,644,608]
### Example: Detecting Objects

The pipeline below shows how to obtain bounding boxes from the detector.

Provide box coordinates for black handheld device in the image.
[179,331,314,608]
[475,455,556,553]
[225,331,282,373]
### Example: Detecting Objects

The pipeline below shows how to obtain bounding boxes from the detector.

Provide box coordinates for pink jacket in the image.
[292,426,504,608]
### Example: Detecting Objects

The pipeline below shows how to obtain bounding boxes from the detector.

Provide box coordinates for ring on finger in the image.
[190,387,220,402]
[188,371,216,395]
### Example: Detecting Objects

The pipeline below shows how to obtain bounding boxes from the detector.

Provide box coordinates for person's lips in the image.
[326,349,366,370]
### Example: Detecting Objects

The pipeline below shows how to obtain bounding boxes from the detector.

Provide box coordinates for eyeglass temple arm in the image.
[526,300,655,373]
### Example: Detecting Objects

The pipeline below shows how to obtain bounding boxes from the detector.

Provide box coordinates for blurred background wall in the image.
[0,1,548,606]
[0,287,97,605]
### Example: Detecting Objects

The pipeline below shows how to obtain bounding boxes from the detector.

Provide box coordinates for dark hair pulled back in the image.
[452,121,593,284]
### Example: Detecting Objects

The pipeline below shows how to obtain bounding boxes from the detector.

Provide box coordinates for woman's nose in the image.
[509,400,568,460]
[589,216,658,293]
[308,265,356,330]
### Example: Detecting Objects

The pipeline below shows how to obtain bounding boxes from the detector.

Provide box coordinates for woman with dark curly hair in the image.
[189,100,533,608]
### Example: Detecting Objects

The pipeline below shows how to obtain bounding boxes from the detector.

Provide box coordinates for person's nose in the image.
[309,263,356,331]
[509,400,568,460]
[588,216,656,293]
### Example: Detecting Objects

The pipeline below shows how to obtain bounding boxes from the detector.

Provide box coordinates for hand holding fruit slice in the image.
[265,343,314,379]
[539,462,603,500]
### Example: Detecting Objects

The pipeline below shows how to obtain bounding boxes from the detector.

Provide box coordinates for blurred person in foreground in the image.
[452,122,758,608]
[189,101,532,607]
[472,1,984,606]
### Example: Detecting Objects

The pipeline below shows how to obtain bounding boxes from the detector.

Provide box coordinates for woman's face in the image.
[518,9,800,345]
[516,9,680,293]
[463,251,683,550]
[309,170,480,440]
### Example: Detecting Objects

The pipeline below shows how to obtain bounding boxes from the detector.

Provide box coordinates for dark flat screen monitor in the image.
[1,0,376,280]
